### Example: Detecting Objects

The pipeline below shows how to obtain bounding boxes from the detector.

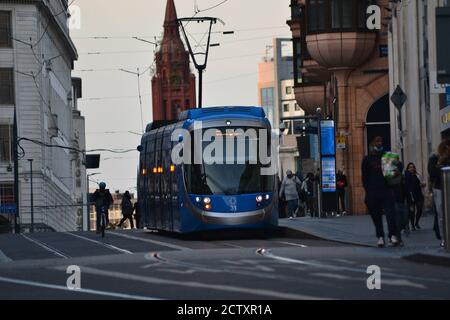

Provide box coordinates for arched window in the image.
[366,94,391,152]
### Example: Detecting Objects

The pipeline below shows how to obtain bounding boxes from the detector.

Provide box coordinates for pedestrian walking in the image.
[133,201,141,229]
[428,139,450,248]
[279,170,301,219]
[388,160,406,246]
[301,173,316,217]
[118,191,134,229]
[277,175,287,218]
[336,170,348,216]
[362,136,399,247]
[405,163,425,231]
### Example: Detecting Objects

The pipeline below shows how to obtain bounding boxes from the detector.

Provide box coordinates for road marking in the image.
[109,231,193,251]
[0,250,12,263]
[221,243,244,249]
[277,241,308,248]
[65,232,133,255]
[0,276,160,300]
[257,249,447,286]
[21,234,70,259]
[79,266,330,300]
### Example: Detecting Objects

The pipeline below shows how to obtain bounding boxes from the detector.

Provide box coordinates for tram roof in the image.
[179,106,266,121]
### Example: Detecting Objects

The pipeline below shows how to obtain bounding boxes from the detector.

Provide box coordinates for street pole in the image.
[13,109,20,234]
[198,68,204,108]
[442,167,450,252]
[28,159,34,233]
[317,110,323,219]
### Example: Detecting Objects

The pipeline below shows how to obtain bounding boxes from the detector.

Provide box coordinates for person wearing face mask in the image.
[362,136,398,247]
[279,170,302,220]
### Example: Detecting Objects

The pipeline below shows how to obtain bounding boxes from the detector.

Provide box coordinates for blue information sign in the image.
[321,157,337,193]
[321,120,336,156]
[446,87,450,107]
[0,204,16,215]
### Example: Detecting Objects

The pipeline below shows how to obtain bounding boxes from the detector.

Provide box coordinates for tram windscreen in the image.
[184,127,275,196]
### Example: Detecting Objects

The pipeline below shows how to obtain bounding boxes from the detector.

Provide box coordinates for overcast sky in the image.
[71,0,291,193]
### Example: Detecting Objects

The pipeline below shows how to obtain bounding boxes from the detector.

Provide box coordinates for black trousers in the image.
[366,190,399,239]
[407,200,423,227]
[337,190,346,214]
[119,214,134,229]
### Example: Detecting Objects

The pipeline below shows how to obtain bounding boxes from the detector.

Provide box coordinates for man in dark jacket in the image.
[92,182,114,233]
[362,136,398,247]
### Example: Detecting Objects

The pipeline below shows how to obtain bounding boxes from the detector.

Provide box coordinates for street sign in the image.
[321,157,337,193]
[320,120,336,156]
[0,204,16,215]
[337,136,346,150]
[391,85,407,110]
[446,87,450,107]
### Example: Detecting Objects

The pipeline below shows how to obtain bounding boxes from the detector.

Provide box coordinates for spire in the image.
[164,0,178,26]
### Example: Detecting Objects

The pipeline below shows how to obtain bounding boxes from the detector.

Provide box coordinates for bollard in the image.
[442,167,450,252]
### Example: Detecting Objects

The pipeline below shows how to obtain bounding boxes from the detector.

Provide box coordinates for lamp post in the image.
[13,109,20,234]
[28,159,34,233]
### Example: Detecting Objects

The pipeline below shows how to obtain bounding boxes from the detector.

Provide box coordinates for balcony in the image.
[294,82,326,115]
[306,32,376,69]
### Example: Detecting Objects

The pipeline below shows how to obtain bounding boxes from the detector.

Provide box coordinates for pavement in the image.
[279,214,450,267]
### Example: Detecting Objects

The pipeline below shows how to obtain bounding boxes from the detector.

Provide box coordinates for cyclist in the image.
[92,182,114,234]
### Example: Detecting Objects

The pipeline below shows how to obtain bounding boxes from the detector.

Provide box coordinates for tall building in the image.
[151,0,196,121]
[0,0,86,232]
[257,38,306,176]
[388,0,450,179]
[288,0,390,214]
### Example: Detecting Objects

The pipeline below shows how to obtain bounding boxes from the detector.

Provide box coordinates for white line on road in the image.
[65,232,133,255]
[21,234,70,259]
[0,250,12,263]
[277,241,308,248]
[257,249,450,286]
[109,231,193,251]
[221,243,244,249]
[79,266,330,300]
[0,276,161,300]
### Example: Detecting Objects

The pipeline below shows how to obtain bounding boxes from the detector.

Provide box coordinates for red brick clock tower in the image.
[151,0,197,121]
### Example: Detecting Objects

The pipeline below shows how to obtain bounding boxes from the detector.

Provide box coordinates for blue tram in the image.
[137,107,278,234]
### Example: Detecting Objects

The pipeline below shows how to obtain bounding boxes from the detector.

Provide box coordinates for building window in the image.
[0,11,12,48]
[293,38,303,86]
[286,87,293,95]
[308,0,326,32]
[0,69,14,105]
[0,125,13,163]
[0,184,14,206]
[291,0,302,20]
[306,0,376,34]
[284,104,291,113]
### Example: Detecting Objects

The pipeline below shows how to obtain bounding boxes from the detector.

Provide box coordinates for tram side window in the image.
[155,134,163,196]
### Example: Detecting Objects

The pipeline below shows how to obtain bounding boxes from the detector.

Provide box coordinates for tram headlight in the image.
[204,204,212,211]
[256,195,263,203]
[203,197,211,205]
[265,194,270,200]
[195,197,202,203]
